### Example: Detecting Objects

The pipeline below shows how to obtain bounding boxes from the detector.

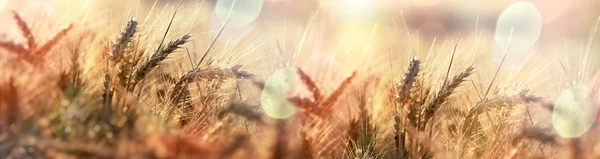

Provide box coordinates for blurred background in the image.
[1,0,599,97]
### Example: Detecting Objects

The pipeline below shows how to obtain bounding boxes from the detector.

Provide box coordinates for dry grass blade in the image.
[133,34,191,84]
[153,6,179,63]
[297,68,323,103]
[422,66,474,124]
[484,47,510,98]
[12,11,36,50]
[111,18,138,60]
[35,24,74,56]
[194,10,230,68]
[322,71,357,108]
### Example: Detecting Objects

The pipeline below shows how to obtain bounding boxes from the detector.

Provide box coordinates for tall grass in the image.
[0,1,599,159]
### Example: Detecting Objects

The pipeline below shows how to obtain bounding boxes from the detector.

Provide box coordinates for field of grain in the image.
[1,0,599,158]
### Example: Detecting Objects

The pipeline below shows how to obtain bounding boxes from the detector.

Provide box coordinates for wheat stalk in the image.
[12,11,36,51]
[35,24,74,56]
[421,66,474,128]
[170,66,253,124]
[1,12,73,64]
[461,95,522,140]
[111,18,138,61]
[397,57,420,103]
[133,34,191,85]
[0,42,34,63]
[297,68,323,103]
[322,71,357,108]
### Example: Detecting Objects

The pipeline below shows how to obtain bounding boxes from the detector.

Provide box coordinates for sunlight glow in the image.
[300,53,341,91]
[261,67,299,119]
[21,0,57,21]
[332,0,376,21]
[20,0,58,33]
[552,85,598,138]
[412,0,440,6]
[0,0,8,12]
[532,0,570,24]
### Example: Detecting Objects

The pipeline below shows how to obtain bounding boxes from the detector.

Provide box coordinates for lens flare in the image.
[493,2,542,69]
[210,13,253,42]
[215,0,264,28]
[552,85,598,138]
[261,67,299,119]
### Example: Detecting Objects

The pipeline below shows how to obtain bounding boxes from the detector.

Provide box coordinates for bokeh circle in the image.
[260,67,299,119]
[493,2,542,69]
[552,85,598,138]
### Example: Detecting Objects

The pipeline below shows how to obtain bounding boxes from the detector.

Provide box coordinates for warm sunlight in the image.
[1,0,599,158]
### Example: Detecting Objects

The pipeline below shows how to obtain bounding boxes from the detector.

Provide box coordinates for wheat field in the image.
[1,0,599,158]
